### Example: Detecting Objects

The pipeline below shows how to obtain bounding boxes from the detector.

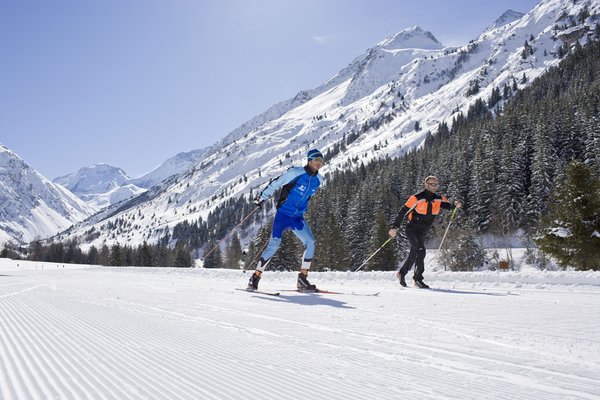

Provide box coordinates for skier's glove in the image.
[253,197,264,208]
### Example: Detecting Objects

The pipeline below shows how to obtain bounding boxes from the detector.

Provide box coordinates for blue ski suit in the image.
[256,165,323,271]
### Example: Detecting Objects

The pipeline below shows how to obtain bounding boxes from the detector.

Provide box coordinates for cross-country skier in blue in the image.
[247,149,324,291]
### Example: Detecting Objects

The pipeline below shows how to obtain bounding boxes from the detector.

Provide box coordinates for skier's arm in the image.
[257,168,303,201]
[439,196,461,211]
[390,195,418,236]
[392,205,411,229]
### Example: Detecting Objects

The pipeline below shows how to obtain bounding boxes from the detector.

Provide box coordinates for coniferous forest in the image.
[12,40,600,271]
[244,39,600,272]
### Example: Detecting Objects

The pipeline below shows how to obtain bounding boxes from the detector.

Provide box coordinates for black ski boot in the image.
[247,271,261,291]
[396,270,407,287]
[297,272,317,291]
[414,279,429,289]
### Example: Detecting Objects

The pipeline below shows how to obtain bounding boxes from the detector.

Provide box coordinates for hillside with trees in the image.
[246,39,600,272]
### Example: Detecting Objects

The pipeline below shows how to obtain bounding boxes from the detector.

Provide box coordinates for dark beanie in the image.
[307,149,323,161]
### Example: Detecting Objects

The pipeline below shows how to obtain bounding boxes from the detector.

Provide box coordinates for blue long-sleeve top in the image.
[258,166,323,217]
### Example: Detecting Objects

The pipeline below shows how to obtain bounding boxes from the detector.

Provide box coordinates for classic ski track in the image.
[206,298,600,398]
[1,273,599,399]
[103,293,599,399]
[1,283,375,399]
[31,296,270,400]
[76,296,386,399]
[1,287,249,399]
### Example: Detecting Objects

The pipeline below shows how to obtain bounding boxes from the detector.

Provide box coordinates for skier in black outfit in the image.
[389,176,461,288]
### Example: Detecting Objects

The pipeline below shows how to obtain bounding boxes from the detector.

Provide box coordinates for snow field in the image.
[1,264,599,399]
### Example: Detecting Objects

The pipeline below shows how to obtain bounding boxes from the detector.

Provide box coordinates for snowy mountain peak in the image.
[54,163,130,195]
[0,143,94,245]
[131,148,210,189]
[53,163,145,210]
[377,26,443,50]
[483,10,526,34]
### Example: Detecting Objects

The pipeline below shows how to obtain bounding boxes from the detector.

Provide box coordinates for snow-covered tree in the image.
[536,160,600,270]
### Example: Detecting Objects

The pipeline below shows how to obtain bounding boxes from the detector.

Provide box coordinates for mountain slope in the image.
[483,10,526,34]
[57,0,599,250]
[131,148,210,189]
[0,143,95,245]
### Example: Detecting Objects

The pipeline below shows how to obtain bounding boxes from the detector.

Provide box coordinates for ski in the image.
[236,288,280,296]
[398,284,431,290]
[280,289,379,296]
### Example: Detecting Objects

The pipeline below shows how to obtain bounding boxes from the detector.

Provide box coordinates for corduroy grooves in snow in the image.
[1,256,599,399]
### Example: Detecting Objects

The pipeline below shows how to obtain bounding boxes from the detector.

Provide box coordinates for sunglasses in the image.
[427,182,439,188]
[311,157,324,162]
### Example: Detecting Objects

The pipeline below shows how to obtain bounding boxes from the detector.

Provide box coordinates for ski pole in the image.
[201,207,258,261]
[438,207,457,252]
[355,237,393,272]
[436,207,458,271]
[243,239,270,273]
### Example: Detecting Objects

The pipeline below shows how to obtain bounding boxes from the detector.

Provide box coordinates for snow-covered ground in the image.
[1,257,599,399]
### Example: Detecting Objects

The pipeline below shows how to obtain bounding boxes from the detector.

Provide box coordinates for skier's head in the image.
[424,176,439,193]
[307,149,323,162]
[307,149,323,172]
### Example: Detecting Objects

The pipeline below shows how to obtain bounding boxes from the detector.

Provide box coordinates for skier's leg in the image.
[255,211,291,272]
[400,225,420,276]
[402,226,426,281]
[291,219,317,290]
[400,248,417,276]
[290,218,316,271]
[409,230,427,282]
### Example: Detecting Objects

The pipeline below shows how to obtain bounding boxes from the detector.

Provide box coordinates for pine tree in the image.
[469,140,496,232]
[99,245,110,266]
[173,239,193,268]
[526,115,557,225]
[447,225,485,271]
[137,241,155,267]
[224,233,243,269]
[269,230,303,271]
[202,239,222,268]
[492,135,526,265]
[536,160,600,270]
[156,244,172,268]
[124,246,133,266]
[364,210,398,271]
[584,113,600,177]
[448,152,469,208]
[344,185,377,269]
[244,222,272,270]
[86,246,98,265]
[312,211,351,271]
[107,242,124,266]
[31,241,45,261]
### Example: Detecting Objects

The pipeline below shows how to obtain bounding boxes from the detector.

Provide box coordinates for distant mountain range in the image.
[52,148,209,210]
[2,0,598,248]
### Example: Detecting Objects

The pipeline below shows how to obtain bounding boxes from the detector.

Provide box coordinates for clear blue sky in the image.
[0,0,541,180]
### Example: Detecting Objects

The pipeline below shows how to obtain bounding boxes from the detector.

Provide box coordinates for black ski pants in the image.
[399,225,427,282]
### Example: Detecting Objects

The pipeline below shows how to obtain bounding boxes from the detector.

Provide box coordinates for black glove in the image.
[253,197,264,208]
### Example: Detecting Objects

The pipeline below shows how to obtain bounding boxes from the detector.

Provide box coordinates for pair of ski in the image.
[236,288,379,296]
